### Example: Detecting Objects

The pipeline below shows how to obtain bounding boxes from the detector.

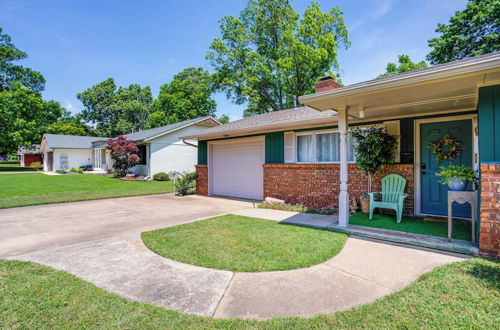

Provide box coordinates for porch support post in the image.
[338,105,349,227]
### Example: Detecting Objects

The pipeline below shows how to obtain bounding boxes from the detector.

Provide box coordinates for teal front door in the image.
[420,120,473,218]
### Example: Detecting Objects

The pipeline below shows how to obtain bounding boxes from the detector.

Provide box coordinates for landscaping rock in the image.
[265,197,285,205]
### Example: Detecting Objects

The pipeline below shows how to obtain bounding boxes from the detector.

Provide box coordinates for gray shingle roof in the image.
[43,134,108,149]
[124,116,216,142]
[18,144,41,155]
[184,107,336,138]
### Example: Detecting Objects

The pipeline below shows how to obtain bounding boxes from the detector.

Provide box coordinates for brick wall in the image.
[23,154,42,167]
[263,164,414,214]
[479,163,500,258]
[195,165,208,195]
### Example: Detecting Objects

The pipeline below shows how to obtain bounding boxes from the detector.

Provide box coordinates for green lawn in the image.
[0,160,38,172]
[142,214,347,272]
[0,258,497,329]
[0,173,174,208]
[350,212,472,241]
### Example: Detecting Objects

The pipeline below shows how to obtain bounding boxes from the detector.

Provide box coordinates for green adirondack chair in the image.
[369,174,408,223]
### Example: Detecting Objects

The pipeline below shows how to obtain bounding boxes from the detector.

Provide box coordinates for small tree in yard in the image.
[173,171,196,196]
[107,136,140,177]
[351,127,398,193]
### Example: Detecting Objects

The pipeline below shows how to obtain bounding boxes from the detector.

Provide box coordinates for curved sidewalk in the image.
[9,232,466,319]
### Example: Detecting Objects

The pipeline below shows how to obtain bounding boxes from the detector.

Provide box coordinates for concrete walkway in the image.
[4,202,468,320]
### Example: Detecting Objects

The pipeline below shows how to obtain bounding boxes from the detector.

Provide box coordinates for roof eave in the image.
[299,54,500,106]
[181,115,338,140]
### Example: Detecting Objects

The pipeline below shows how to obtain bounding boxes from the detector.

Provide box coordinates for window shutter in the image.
[384,120,401,163]
[284,131,296,163]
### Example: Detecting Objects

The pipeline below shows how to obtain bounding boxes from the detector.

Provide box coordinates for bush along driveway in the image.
[0,173,174,208]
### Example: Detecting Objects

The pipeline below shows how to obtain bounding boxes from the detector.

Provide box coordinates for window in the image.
[137,145,147,165]
[296,131,356,163]
[59,153,69,170]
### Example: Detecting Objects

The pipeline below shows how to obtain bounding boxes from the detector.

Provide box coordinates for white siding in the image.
[53,149,93,171]
[284,131,296,163]
[210,136,264,200]
[143,124,210,177]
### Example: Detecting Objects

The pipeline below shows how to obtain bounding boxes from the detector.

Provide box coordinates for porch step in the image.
[326,224,479,256]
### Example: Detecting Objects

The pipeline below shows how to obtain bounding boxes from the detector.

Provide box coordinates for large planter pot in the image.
[360,198,370,213]
[448,177,468,191]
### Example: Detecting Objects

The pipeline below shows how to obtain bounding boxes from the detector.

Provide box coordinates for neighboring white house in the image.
[40,134,109,172]
[40,116,220,175]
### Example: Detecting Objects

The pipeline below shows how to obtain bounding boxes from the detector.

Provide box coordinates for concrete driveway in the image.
[0,194,253,257]
[1,195,467,319]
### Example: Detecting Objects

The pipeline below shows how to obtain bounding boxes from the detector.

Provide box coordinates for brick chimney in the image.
[314,76,342,93]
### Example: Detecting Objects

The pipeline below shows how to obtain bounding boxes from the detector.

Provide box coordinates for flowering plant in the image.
[107,136,140,177]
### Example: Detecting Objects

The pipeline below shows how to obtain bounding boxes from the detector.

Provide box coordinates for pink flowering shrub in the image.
[108,136,140,177]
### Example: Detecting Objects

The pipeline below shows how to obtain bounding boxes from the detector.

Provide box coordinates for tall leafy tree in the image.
[427,0,500,64]
[207,0,349,116]
[0,83,64,155]
[0,28,63,155]
[147,67,216,128]
[0,27,45,93]
[378,55,428,78]
[77,78,153,137]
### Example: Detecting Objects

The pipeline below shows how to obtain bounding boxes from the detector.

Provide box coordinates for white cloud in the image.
[64,100,81,114]
[349,0,394,31]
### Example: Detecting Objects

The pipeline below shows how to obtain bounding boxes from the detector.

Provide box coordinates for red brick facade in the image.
[263,164,414,215]
[479,163,500,258]
[22,154,42,167]
[195,165,208,195]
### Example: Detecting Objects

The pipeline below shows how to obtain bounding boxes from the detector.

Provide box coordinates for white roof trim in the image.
[144,116,220,142]
[299,53,500,105]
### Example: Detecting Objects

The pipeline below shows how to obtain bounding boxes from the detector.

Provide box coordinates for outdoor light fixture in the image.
[359,107,366,119]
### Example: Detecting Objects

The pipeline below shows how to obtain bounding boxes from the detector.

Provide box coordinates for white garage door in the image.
[210,136,264,200]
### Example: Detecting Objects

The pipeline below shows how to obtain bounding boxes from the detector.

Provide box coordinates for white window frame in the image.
[295,128,357,164]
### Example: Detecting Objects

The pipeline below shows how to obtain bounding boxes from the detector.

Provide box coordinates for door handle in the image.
[421,163,426,169]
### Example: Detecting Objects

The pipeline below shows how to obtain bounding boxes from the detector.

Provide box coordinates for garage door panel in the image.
[211,137,264,200]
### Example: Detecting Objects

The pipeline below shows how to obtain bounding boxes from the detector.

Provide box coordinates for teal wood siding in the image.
[265,132,284,164]
[198,140,208,165]
[478,85,500,162]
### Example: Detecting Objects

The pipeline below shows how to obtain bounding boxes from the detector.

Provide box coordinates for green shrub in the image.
[30,161,42,170]
[77,168,83,173]
[55,169,67,174]
[153,172,170,181]
[70,168,79,172]
[174,171,196,196]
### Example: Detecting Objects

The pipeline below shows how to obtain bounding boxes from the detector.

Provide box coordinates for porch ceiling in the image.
[300,59,500,121]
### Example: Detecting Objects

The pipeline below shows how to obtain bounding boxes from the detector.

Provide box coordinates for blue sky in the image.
[0,0,468,120]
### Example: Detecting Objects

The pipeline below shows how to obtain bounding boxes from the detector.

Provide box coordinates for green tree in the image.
[0,83,64,155]
[148,67,216,128]
[378,55,428,78]
[207,0,349,116]
[0,27,45,93]
[45,120,91,136]
[427,0,500,64]
[77,78,153,137]
[217,114,230,124]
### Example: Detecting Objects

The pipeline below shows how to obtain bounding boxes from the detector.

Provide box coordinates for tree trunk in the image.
[368,172,373,193]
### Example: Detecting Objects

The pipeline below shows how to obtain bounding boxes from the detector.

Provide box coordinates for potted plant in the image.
[436,165,478,191]
[351,127,398,213]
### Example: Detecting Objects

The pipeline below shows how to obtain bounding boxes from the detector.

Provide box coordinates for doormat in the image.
[423,217,447,223]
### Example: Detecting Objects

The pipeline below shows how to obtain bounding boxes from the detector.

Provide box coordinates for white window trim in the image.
[295,128,357,164]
